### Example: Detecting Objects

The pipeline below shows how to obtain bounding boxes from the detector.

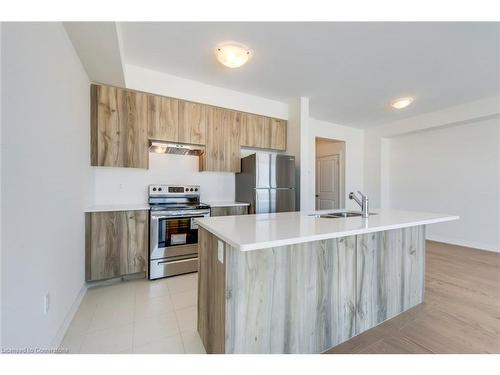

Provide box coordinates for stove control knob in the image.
[190,188,194,191]
[185,188,189,192]
[158,187,162,191]
[195,188,198,192]
[152,187,157,191]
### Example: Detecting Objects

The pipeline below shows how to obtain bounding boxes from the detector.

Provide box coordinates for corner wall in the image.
[1,23,92,348]
[285,97,303,209]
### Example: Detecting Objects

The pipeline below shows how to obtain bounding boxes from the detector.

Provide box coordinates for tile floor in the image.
[60,272,206,354]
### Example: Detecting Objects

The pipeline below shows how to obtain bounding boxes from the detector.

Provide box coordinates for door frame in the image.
[314,137,346,209]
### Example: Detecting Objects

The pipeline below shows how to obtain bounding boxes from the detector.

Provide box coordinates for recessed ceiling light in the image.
[391,97,414,109]
[215,42,252,68]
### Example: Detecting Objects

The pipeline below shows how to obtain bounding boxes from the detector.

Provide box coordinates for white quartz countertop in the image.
[205,201,250,207]
[85,204,150,213]
[196,209,459,251]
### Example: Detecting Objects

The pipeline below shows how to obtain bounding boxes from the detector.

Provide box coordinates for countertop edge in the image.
[206,201,250,207]
[85,204,150,213]
[196,215,459,251]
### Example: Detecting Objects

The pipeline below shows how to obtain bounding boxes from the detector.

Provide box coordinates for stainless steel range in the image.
[148,184,210,280]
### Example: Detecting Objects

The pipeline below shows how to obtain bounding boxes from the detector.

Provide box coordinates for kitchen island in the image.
[196,209,458,354]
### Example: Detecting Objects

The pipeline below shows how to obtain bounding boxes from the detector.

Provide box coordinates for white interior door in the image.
[315,154,340,210]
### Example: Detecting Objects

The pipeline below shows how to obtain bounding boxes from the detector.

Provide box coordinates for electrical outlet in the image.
[44,293,50,314]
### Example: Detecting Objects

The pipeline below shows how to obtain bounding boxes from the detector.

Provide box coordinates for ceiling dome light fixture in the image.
[215,42,252,68]
[391,97,415,109]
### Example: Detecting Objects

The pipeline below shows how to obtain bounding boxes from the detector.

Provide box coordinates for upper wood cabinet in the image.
[269,118,287,151]
[240,113,287,151]
[147,95,179,142]
[179,101,206,145]
[90,83,288,171]
[85,210,148,281]
[241,113,270,149]
[91,84,149,169]
[201,107,242,173]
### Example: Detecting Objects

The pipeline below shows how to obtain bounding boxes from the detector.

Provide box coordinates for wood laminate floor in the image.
[325,240,500,354]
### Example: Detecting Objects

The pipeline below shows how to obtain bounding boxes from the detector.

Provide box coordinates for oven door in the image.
[150,210,209,260]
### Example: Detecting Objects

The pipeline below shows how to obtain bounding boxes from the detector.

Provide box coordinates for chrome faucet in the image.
[349,191,369,218]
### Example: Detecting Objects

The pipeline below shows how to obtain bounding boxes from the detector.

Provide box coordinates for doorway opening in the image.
[315,137,346,210]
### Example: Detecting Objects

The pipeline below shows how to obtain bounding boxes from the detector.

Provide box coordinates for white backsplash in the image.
[92,152,236,205]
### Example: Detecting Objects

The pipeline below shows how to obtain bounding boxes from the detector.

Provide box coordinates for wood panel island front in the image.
[195,209,458,354]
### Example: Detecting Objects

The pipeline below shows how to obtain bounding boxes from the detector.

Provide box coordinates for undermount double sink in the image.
[310,210,377,219]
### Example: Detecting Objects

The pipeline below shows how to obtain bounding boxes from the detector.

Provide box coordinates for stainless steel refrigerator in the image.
[236,153,296,214]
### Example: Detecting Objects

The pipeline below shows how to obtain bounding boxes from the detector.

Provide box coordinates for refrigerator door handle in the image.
[270,154,276,188]
[270,189,276,213]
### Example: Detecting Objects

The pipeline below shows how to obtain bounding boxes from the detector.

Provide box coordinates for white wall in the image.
[93,154,235,205]
[304,118,365,212]
[124,64,289,119]
[364,95,500,252]
[0,22,3,347]
[365,95,500,208]
[1,23,91,348]
[389,117,500,252]
[92,64,290,206]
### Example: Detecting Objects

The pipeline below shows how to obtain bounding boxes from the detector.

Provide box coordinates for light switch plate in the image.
[217,240,224,263]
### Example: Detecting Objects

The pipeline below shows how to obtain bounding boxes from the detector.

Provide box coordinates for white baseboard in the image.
[426,234,500,253]
[50,283,87,349]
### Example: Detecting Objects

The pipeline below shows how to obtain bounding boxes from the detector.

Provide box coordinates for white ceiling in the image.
[118,22,500,128]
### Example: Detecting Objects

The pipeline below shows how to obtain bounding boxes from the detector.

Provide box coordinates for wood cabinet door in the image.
[241,113,270,149]
[91,84,149,168]
[179,101,207,145]
[224,235,356,353]
[147,95,179,142]
[86,210,148,281]
[269,118,287,150]
[202,107,242,172]
[355,226,425,335]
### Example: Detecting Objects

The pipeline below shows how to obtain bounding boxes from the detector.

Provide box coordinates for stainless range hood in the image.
[149,141,205,156]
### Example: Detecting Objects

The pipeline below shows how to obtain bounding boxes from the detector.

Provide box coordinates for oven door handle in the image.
[152,214,209,219]
[157,257,198,265]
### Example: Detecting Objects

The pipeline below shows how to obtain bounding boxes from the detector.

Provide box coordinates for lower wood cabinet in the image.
[210,205,248,217]
[85,210,149,281]
[198,225,426,353]
[355,226,425,335]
